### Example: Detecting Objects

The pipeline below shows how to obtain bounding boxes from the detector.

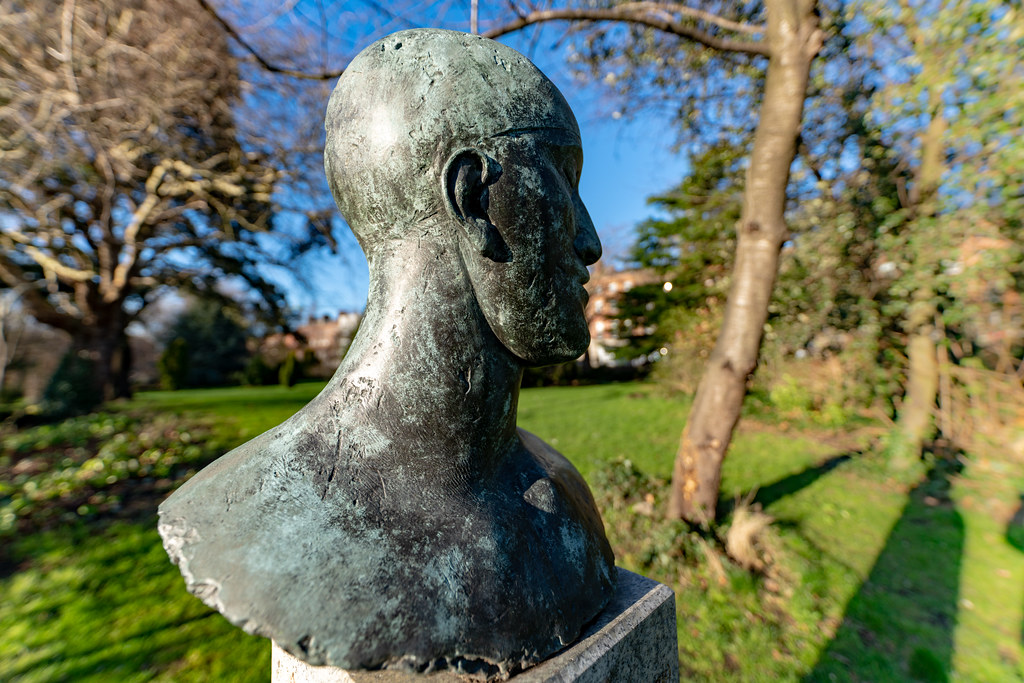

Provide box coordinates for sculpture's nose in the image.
[573,195,602,266]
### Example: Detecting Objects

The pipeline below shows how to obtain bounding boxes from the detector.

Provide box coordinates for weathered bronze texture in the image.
[159,28,614,680]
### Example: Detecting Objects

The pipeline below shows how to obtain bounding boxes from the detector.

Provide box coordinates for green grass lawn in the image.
[2,382,1022,681]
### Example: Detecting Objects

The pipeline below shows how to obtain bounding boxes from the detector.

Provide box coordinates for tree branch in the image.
[617,2,763,35]
[484,5,770,57]
[109,192,162,301]
[26,245,94,283]
[59,0,81,104]
[0,253,80,332]
[194,0,345,80]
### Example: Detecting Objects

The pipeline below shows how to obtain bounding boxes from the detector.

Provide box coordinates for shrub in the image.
[769,374,814,415]
[40,351,101,418]
[243,354,277,386]
[763,370,855,428]
[279,351,298,388]
[158,338,189,390]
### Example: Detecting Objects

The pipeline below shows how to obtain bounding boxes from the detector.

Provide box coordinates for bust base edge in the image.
[271,567,678,683]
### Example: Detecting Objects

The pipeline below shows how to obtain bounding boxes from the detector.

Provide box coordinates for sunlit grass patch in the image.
[2,381,1022,681]
[0,522,267,683]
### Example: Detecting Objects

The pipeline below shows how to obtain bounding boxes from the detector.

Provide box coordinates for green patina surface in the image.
[157,29,612,677]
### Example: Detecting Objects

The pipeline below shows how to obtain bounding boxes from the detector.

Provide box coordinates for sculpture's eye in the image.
[561,157,580,189]
[546,140,582,190]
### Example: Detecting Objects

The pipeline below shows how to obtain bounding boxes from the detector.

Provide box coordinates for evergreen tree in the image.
[165,300,249,388]
[614,143,743,367]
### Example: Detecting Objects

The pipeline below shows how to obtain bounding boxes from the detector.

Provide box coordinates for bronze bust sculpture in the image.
[159,28,615,679]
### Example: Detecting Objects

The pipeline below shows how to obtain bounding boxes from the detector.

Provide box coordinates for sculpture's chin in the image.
[511,332,590,368]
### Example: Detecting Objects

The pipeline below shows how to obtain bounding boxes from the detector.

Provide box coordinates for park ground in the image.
[2,381,1023,682]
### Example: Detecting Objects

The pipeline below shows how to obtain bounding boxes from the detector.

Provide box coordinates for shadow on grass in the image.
[1009,495,1024,644]
[717,452,855,519]
[806,455,965,682]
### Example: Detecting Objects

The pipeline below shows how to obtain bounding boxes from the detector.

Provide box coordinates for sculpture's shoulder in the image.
[515,427,606,544]
[516,430,598,493]
[160,406,335,516]
[517,427,571,468]
[157,414,615,674]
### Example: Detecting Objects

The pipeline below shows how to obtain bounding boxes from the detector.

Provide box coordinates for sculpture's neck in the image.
[323,239,523,488]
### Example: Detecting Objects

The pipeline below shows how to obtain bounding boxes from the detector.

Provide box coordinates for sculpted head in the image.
[325,29,602,365]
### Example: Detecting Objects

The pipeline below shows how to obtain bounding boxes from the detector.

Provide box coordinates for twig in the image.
[194,0,345,80]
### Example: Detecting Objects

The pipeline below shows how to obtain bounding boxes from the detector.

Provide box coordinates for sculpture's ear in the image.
[443,148,510,263]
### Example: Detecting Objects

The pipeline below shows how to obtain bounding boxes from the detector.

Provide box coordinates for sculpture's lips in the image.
[573,267,590,307]
[574,261,591,286]
[559,262,591,297]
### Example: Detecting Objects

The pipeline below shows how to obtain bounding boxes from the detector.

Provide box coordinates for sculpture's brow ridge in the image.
[488,126,581,142]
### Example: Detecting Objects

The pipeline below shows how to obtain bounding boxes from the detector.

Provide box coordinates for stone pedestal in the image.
[272,567,678,683]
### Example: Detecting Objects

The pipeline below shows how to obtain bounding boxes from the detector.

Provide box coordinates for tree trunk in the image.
[893,331,938,463]
[68,314,133,403]
[0,321,17,398]
[0,338,10,397]
[891,106,947,466]
[668,0,820,524]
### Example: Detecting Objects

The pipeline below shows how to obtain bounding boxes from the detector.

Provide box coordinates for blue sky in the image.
[293,42,693,316]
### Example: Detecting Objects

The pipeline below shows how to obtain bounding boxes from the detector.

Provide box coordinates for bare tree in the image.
[0,0,309,402]
[488,0,823,523]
